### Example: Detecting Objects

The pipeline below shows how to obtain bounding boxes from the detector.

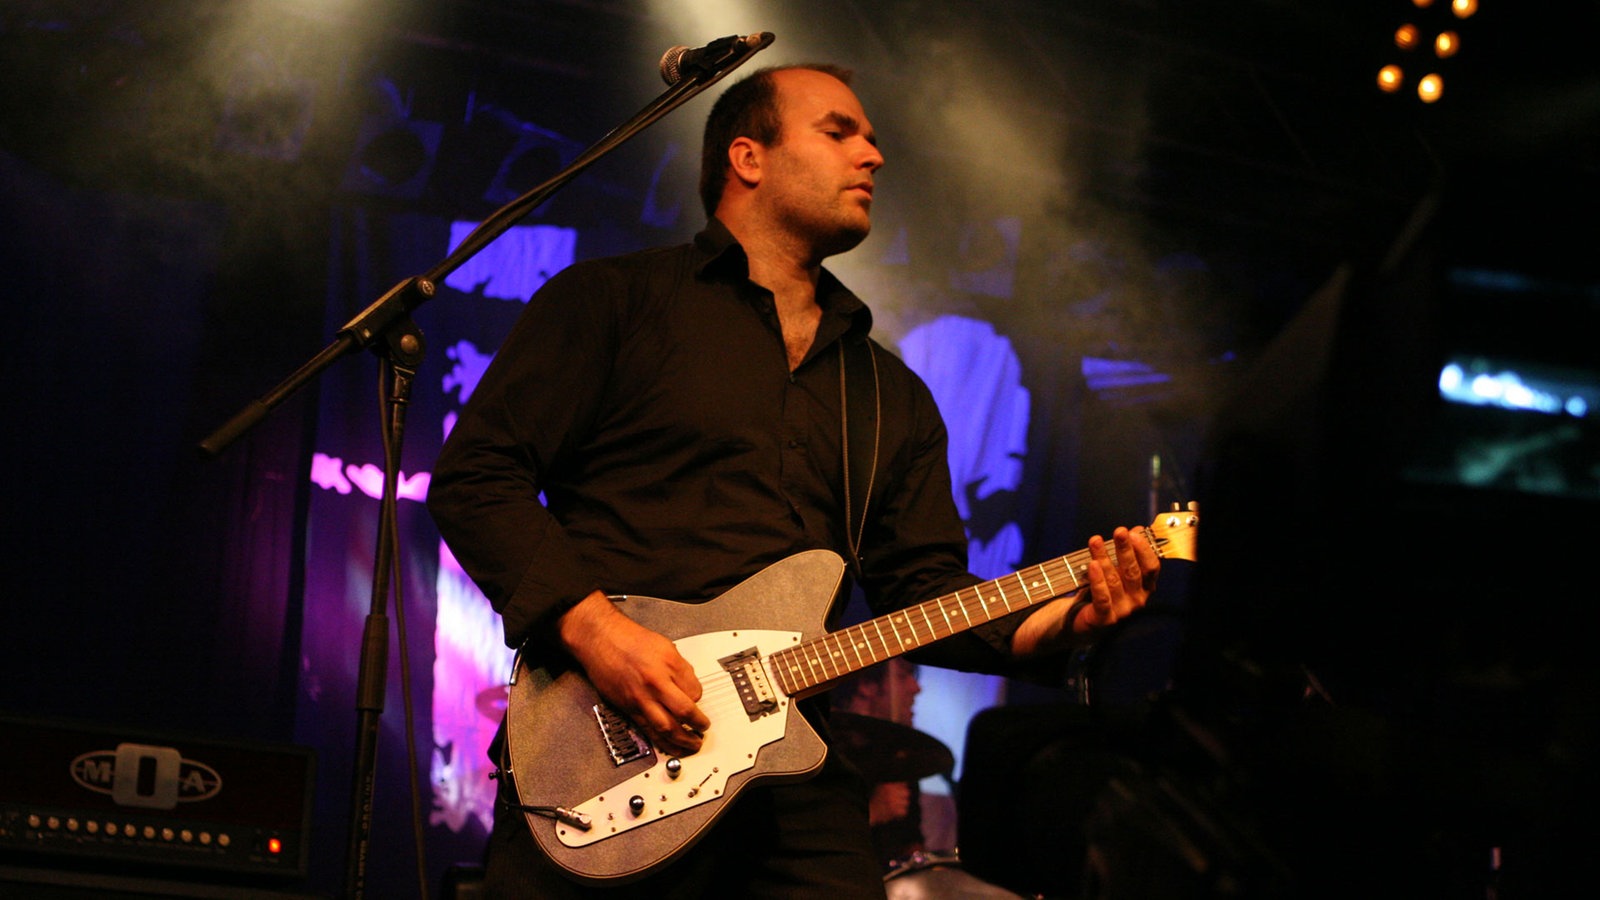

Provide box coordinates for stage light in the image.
[340,117,444,199]
[482,128,579,207]
[1379,0,1475,102]
[361,127,427,184]
[338,74,444,199]
[1418,73,1444,103]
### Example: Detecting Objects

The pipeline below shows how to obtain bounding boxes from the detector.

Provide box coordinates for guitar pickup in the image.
[719,647,778,719]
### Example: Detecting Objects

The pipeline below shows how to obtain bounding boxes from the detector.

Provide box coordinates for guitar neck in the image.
[766,548,1098,699]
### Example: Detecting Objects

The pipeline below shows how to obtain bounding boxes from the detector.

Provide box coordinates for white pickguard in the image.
[558,629,796,848]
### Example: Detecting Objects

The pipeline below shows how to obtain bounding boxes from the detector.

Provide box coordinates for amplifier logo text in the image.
[70,743,223,810]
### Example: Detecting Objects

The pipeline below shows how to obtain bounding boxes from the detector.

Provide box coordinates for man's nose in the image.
[858,142,884,171]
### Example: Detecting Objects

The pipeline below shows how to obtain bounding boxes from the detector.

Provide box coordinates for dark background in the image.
[3,1,1596,897]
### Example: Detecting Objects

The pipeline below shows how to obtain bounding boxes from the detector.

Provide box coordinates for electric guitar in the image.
[502,504,1199,884]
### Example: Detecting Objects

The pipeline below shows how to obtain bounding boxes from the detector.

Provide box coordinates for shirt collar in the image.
[693,218,874,341]
[692,217,744,276]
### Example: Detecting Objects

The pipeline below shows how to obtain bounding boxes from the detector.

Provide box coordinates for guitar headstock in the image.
[1146,502,1199,562]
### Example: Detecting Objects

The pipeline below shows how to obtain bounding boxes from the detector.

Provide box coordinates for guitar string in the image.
[685,526,1187,698]
[760,543,1143,693]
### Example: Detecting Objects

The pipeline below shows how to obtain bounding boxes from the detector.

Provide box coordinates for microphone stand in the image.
[196,33,773,899]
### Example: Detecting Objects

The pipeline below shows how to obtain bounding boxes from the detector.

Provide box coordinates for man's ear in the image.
[728,136,762,187]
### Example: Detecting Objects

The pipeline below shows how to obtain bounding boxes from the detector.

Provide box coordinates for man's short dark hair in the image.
[698,64,855,217]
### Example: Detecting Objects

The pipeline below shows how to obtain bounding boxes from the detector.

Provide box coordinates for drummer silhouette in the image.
[832,660,1026,898]
[830,658,942,867]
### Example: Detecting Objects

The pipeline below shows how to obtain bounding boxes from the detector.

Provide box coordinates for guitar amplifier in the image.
[0,716,315,879]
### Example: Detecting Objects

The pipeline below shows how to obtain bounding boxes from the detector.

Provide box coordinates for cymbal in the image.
[828,711,954,784]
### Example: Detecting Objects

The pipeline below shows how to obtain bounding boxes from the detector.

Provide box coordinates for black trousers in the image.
[483,750,888,899]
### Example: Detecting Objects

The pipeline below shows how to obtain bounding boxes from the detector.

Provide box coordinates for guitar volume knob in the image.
[665,758,682,779]
[628,795,645,816]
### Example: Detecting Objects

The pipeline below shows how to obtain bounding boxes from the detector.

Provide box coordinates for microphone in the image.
[659,33,773,85]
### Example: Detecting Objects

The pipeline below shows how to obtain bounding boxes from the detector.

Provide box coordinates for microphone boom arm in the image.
[198,31,774,457]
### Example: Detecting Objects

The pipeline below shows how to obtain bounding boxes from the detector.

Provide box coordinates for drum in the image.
[883,851,1026,900]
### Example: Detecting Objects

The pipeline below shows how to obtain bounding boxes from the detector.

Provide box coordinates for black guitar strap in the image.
[838,337,881,581]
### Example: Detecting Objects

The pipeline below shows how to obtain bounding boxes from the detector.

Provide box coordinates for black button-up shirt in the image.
[428,220,1019,673]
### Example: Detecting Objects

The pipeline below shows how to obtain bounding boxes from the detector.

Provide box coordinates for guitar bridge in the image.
[593,704,653,766]
[719,647,778,719]
[550,628,800,851]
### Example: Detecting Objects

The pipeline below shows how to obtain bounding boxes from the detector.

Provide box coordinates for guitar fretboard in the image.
[766,546,1106,698]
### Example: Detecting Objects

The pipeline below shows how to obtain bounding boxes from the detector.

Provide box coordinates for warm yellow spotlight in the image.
[1435,30,1460,58]
[1452,0,1478,18]
[1418,73,1444,102]
[1413,0,1434,8]
[1378,64,1405,93]
[1395,23,1420,50]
